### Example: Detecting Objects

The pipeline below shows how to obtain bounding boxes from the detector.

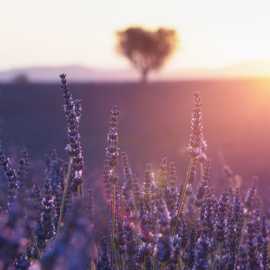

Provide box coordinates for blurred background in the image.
[2,0,270,81]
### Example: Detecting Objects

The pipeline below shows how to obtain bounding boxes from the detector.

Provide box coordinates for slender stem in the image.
[171,159,196,236]
[57,157,73,230]
[76,180,83,197]
[177,159,194,218]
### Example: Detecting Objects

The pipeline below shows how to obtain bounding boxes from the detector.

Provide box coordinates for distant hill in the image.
[1,60,270,82]
[0,65,139,83]
[0,65,218,82]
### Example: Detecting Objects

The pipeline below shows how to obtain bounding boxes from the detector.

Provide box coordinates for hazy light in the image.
[1,0,270,71]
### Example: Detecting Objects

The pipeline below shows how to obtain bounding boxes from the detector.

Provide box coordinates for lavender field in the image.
[0,77,269,269]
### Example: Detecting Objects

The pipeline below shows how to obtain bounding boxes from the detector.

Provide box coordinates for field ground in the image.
[0,79,270,199]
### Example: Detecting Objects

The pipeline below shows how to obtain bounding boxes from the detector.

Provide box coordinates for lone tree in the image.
[117,26,178,82]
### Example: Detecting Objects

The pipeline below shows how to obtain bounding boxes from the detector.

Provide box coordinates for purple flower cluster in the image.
[95,93,269,270]
[0,144,19,211]
[60,73,84,194]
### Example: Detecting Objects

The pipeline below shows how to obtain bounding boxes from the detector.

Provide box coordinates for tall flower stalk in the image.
[176,92,207,219]
[104,106,121,268]
[58,74,84,228]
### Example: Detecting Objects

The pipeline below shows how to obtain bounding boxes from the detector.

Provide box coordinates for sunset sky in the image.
[1,0,270,72]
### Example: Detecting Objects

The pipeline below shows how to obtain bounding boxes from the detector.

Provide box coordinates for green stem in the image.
[57,157,73,230]
[172,159,194,235]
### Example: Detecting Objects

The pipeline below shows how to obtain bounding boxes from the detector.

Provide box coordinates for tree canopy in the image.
[117,26,179,82]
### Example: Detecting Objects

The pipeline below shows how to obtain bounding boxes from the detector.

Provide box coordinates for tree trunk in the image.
[141,69,149,83]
